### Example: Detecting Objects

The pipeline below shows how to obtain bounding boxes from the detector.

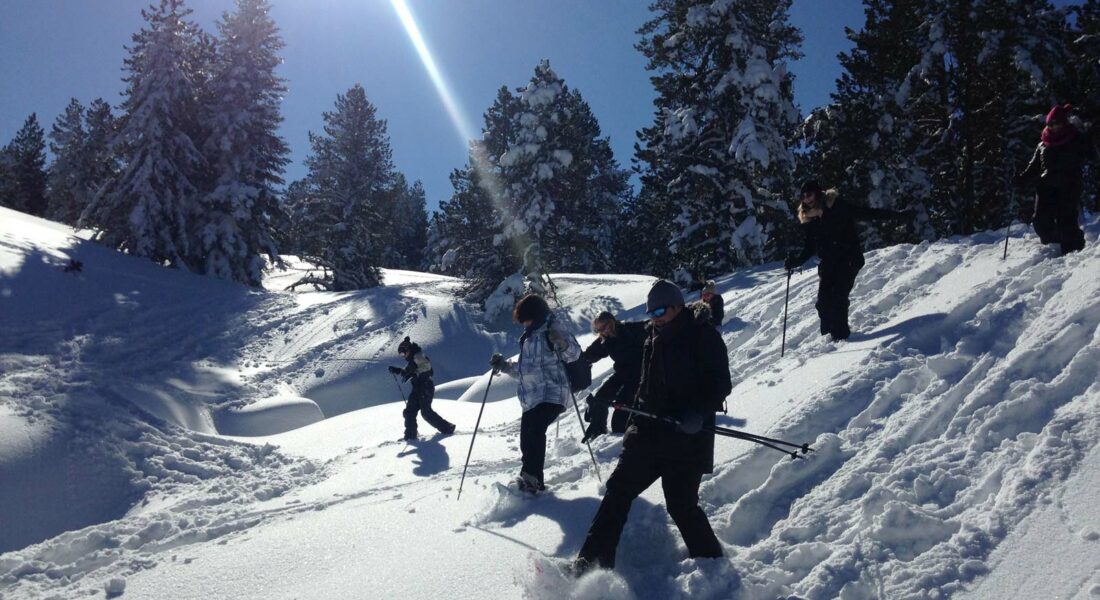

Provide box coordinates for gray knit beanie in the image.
[646,279,685,313]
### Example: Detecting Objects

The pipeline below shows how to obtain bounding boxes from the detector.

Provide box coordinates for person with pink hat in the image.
[1015,104,1097,255]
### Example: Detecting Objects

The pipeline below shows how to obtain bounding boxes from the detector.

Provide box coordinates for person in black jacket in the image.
[389,337,455,441]
[700,280,724,328]
[574,280,732,573]
[785,180,908,341]
[1015,104,1096,256]
[580,311,647,441]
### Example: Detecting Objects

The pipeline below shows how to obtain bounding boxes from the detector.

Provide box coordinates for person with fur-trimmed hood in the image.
[1015,104,1097,256]
[573,280,731,574]
[489,294,582,493]
[389,337,455,441]
[699,280,724,328]
[784,180,909,341]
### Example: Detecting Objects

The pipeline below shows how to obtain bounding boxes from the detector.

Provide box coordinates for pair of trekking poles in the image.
[456,364,815,500]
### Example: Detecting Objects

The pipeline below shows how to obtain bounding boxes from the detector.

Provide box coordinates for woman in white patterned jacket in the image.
[490,294,581,493]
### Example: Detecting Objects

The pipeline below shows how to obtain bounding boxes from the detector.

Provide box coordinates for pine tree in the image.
[802,0,936,247]
[1068,0,1100,210]
[379,174,429,270]
[1,114,48,216]
[494,61,630,291]
[807,0,1071,239]
[289,84,394,290]
[81,0,209,270]
[47,99,89,224]
[635,0,802,279]
[201,0,289,286]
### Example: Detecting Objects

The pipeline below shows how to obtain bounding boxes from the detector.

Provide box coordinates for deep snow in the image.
[1,205,1098,599]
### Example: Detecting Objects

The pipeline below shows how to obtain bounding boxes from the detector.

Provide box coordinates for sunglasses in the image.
[648,306,668,318]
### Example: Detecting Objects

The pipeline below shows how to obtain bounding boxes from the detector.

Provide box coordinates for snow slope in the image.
[1,205,1098,599]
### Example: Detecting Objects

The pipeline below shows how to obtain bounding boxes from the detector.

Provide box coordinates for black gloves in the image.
[582,421,608,444]
[676,411,705,435]
[387,366,404,375]
[783,254,801,271]
[489,353,505,372]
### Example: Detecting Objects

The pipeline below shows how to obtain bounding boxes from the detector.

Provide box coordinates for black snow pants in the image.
[1033,182,1085,255]
[519,402,566,487]
[577,429,722,568]
[403,381,454,438]
[815,261,861,340]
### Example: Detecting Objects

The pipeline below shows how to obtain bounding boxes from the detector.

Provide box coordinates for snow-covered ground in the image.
[1,204,1098,599]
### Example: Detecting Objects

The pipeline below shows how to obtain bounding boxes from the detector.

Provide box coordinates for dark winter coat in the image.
[580,320,647,384]
[398,345,434,396]
[1018,130,1096,191]
[790,190,901,272]
[631,304,732,473]
[703,294,724,327]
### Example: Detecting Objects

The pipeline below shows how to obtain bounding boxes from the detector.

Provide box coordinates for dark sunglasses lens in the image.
[649,307,667,318]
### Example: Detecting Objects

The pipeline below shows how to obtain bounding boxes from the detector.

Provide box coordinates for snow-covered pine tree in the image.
[802,0,936,248]
[201,0,289,286]
[494,60,630,292]
[81,0,209,270]
[82,99,121,211]
[46,99,89,225]
[378,174,429,270]
[635,0,802,280]
[1,114,48,216]
[289,84,394,290]
[1068,0,1100,210]
[806,0,1072,238]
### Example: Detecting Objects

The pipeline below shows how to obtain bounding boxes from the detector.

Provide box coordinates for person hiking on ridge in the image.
[699,280,724,328]
[489,294,581,493]
[1015,103,1096,256]
[389,337,455,441]
[784,180,909,341]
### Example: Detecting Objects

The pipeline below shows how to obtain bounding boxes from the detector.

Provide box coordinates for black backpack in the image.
[546,330,592,393]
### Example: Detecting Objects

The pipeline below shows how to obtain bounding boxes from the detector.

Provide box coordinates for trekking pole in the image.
[593,399,814,460]
[391,372,408,406]
[554,350,602,483]
[781,269,793,357]
[568,386,603,482]
[457,370,496,500]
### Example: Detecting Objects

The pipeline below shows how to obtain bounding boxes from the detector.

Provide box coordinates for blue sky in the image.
[0,1,865,211]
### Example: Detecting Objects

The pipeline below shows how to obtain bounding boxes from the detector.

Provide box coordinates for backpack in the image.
[547,330,592,393]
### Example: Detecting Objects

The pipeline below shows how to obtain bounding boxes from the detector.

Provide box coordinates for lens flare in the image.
[389,0,476,143]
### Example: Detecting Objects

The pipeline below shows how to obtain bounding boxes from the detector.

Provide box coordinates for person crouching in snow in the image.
[579,311,647,441]
[389,337,455,441]
[785,180,910,341]
[489,294,581,494]
[1015,103,1096,256]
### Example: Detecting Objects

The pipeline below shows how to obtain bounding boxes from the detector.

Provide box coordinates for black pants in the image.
[403,382,453,438]
[519,402,566,486]
[592,375,637,434]
[577,433,722,568]
[815,263,861,340]
[1034,183,1085,255]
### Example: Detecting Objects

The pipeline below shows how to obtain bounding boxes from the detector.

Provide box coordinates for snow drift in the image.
[1,205,1098,599]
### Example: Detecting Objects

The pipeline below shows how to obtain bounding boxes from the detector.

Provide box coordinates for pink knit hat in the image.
[1046,104,1072,125]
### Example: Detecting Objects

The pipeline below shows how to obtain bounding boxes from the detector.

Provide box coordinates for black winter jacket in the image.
[791,190,901,272]
[580,320,647,381]
[632,304,732,473]
[1019,131,1096,190]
